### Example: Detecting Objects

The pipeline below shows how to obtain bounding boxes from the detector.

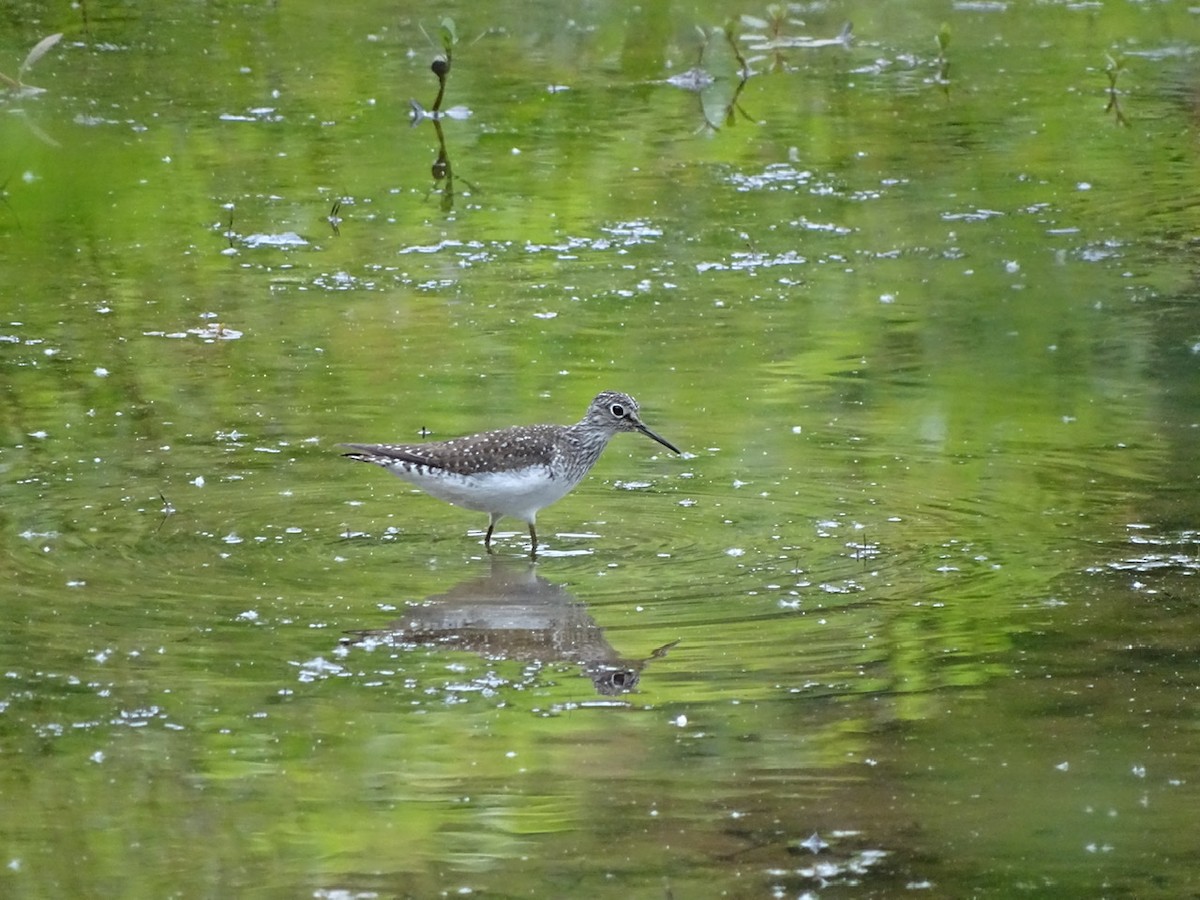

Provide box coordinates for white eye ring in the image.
[610,403,626,417]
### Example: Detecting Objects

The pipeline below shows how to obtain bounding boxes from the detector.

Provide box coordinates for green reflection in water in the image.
[3,0,1200,896]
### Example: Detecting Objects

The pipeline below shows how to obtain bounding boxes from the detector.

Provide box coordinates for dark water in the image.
[2,1,1200,896]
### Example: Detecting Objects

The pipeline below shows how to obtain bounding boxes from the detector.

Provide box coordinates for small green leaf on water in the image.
[936,22,951,55]
[439,17,457,52]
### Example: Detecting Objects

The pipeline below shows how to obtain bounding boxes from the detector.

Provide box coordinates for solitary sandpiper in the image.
[342,391,681,555]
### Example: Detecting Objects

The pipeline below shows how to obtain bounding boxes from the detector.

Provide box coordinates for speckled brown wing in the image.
[342,424,563,477]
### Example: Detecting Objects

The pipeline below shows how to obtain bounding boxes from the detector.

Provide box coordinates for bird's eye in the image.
[610,403,625,418]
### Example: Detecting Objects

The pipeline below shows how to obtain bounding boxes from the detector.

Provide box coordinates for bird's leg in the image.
[528,523,538,561]
[484,515,498,553]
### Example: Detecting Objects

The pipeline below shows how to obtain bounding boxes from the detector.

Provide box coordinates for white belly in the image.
[392,465,578,524]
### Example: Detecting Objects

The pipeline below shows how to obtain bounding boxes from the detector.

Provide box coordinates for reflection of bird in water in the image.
[342,391,680,557]
[342,562,678,695]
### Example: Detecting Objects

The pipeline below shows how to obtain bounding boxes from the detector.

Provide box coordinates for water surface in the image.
[3,1,1200,896]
